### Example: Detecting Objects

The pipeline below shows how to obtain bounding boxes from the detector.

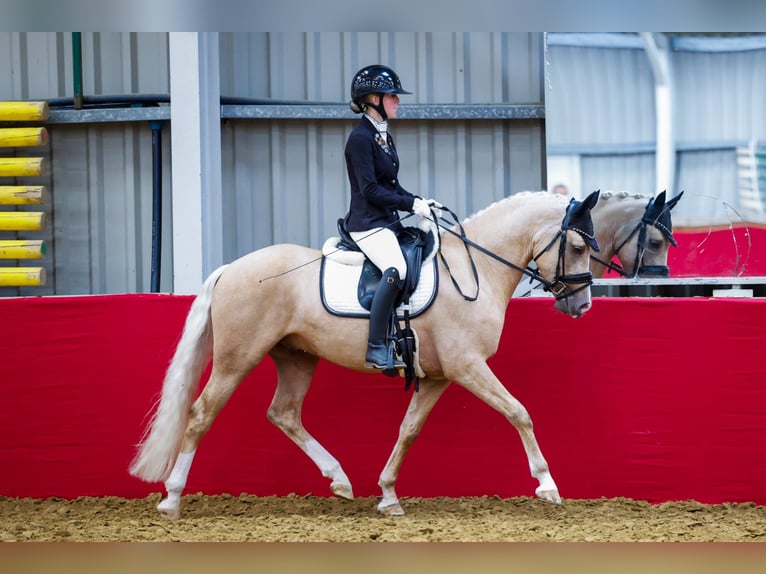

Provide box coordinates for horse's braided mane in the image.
[599,190,650,201]
[462,191,563,225]
[460,190,650,229]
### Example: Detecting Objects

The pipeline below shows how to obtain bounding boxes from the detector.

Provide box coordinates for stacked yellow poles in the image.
[0,101,49,287]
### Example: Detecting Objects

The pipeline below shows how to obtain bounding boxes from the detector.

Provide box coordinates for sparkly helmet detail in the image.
[349,64,411,115]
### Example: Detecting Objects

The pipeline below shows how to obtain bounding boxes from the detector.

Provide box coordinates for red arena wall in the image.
[670,225,766,277]
[1,294,765,505]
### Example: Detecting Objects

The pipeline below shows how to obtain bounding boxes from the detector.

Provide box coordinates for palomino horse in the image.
[129,190,600,519]
[589,190,684,278]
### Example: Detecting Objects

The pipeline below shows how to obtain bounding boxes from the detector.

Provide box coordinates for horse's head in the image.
[605,190,684,278]
[533,190,601,318]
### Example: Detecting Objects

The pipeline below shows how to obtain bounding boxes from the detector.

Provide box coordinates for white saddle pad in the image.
[320,257,438,319]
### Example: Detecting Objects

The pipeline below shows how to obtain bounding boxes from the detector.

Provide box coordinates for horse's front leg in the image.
[455,360,561,504]
[377,378,450,516]
[267,345,354,500]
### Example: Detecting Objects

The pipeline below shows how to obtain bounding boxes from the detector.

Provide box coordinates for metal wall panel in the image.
[0,33,171,296]
[0,123,175,298]
[1,32,544,295]
[675,149,739,224]
[546,35,766,150]
[219,32,543,105]
[579,150,740,226]
[217,31,545,263]
[545,43,655,148]
[220,117,543,262]
[0,32,169,99]
[545,34,766,223]
[580,153,656,198]
[673,49,766,145]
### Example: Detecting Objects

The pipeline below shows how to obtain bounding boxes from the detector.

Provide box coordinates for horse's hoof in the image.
[377,502,406,516]
[330,481,354,500]
[535,488,562,505]
[157,499,181,520]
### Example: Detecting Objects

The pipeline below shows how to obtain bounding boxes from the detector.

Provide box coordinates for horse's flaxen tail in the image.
[128,264,229,483]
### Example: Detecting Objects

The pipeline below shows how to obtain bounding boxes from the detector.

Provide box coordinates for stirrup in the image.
[365,342,405,372]
[365,357,406,370]
[364,356,406,370]
[367,362,406,379]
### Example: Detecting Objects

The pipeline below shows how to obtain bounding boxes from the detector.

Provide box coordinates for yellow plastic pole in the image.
[0,157,46,177]
[0,267,46,286]
[0,127,48,147]
[0,212,47,231]
[0,240,46,259]
[0,186,47,205]
[0,101,49,122]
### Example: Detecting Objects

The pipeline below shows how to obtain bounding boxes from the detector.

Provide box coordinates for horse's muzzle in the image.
[555,290,593,318]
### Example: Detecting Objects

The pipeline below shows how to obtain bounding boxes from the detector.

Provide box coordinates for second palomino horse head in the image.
[129,190,601,518]
[589,190,684,278]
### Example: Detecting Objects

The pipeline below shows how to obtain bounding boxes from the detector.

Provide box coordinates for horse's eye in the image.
[649,239,662,250]
[572,245,584,255]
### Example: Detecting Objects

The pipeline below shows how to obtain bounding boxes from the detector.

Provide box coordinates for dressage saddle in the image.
[335,218,431,312]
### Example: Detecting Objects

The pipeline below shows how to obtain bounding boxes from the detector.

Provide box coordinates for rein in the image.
[433,204,592,301]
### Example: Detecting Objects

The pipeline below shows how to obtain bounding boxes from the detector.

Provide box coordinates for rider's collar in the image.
[364,113,388,135]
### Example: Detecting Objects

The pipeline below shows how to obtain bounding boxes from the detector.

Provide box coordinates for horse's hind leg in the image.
[157,366,249,519]
[377,378,450,516]
[267,345,354,500]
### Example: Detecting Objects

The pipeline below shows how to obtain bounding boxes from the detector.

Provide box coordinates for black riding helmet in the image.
[349,64,412,118]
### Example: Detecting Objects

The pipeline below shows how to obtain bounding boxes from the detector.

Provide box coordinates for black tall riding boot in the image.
[365,267,405,370]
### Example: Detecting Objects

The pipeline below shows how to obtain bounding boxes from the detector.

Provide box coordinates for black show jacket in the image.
[344,116,417,233]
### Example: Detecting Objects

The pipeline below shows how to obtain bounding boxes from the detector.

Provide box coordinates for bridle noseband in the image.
[532,227,594,300]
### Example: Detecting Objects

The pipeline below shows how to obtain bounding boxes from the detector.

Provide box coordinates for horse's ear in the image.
[580,189,600,212]
[564,190,600,251]
[666,190,684,211]
[643,190,681,246]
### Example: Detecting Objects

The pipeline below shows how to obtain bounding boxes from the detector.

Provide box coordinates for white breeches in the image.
[349,227,407,280]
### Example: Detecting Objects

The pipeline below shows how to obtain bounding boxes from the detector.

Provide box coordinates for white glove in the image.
[426,198,443,208]
[412,197,431,218]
